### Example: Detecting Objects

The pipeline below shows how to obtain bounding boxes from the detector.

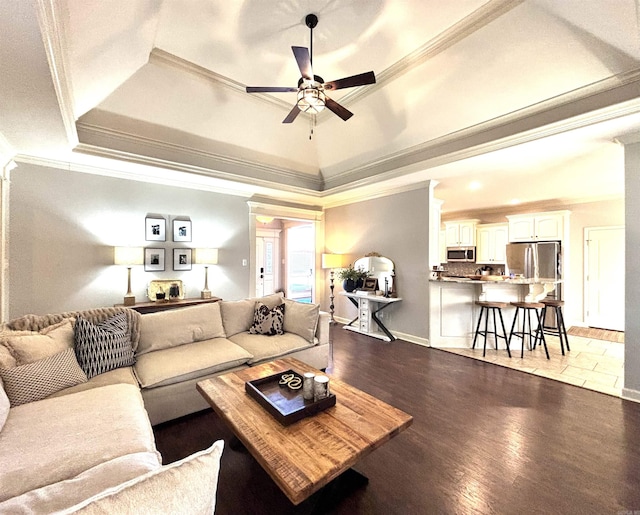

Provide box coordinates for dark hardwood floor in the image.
[153,325,640,514]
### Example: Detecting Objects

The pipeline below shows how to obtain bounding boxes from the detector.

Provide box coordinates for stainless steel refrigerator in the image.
[506,241,562,326]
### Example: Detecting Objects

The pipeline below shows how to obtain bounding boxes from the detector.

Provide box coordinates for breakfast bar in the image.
[428,276,561,348]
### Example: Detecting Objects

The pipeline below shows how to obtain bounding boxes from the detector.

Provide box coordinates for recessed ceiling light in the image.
[468,181,482,191]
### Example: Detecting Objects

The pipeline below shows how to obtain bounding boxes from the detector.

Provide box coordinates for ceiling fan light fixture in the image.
[297,86,326,114]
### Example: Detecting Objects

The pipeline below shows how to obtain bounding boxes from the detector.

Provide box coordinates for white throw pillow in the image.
[64,440,224,515]
[283,299,320,343]
[0,377,9,432]
[220,293,284,337]
[1,319,74,365]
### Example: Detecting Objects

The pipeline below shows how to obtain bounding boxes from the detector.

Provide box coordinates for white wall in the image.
[324,185,432,341]
[7,162,251,318]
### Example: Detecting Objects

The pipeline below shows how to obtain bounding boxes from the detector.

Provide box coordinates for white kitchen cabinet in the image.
[444,220,478,247]
[476,223,508,264]
[507,212,567,242]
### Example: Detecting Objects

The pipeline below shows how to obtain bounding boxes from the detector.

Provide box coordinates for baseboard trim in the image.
[331,318,429,346]
[622,388,640,404]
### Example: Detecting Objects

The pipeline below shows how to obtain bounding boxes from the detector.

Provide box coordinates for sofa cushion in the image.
[0,378,8,432]
[134,338,253,389]
[1,318,74,366]
[137,303,226,355]
[249,302,285,336]
[229,331,313,365]
[283,299,320,343]
[47,366,139,399]
[0,451,161,515]
[74,313,135,378]
[0,348,88,406]
[220,293,284,337]
[66,440,224,515]
[0,383,160,502]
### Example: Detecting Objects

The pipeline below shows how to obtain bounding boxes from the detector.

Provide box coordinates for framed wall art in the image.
[361,277,379,292]
[173,248,192,271]
[172,219,192,242]
[144,248,165,272]
[145,216,166,241]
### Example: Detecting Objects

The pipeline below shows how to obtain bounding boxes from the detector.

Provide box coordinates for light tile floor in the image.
[439,333,624,397]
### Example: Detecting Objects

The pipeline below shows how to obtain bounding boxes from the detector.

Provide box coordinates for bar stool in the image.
[508,301,549,359]
[537,299,570,355]
[472,301,511,358]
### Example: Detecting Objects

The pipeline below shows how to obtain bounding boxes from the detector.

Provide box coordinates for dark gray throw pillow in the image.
[74,312,135,378]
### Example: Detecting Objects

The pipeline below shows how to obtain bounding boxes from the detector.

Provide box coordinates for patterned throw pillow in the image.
[0,348,88,406]
[249,302,285,336]
[74,312,135,379]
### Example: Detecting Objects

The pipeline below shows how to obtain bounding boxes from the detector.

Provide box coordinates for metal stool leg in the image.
[498,307,511,358]
[472,306,484,350]
[483,306,490,357]
[535,308,550,359]
[557,306,570,352]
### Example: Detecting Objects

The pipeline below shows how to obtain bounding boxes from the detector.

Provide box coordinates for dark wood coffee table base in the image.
[197,358,413,505]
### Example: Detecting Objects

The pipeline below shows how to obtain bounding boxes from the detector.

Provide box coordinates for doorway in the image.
[584,226,625,331]
[286,224,315,303]
[255,228,281,297]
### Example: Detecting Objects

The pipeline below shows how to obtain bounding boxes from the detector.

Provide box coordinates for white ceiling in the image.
[1,0,639,213]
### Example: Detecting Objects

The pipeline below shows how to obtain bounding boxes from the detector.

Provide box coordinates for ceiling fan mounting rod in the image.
[305,13,318,67]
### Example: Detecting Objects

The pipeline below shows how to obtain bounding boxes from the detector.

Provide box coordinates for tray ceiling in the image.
[1,0,639,212]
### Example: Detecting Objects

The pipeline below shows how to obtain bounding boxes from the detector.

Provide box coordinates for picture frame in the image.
[144,248,165,272]
[172,219,192,242]
[145,216,166,242]
[173,248,192,271]
[361,277,379,291]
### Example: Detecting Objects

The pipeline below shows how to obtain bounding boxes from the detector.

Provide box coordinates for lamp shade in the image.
[322,253,343,269]
[195,248,219,265]
[114,247,143,266]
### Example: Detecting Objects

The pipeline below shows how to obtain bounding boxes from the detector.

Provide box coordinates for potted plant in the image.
[337,264,369,292]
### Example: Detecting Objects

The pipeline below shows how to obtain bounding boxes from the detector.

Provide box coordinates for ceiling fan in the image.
[246,13,376,123]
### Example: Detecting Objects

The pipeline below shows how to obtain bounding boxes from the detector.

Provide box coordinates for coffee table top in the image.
[197,357,413,505]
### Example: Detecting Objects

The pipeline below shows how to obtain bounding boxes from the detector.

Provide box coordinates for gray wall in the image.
[625,140,640,396]
[8,163,251,318]
[324,186,431,340]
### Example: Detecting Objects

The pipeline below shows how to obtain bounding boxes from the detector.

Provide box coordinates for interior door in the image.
[585,226,624,331]
[255,231,279,297]
[286,224,315,303]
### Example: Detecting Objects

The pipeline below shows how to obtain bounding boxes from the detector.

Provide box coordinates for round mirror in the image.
[353,255,394,292]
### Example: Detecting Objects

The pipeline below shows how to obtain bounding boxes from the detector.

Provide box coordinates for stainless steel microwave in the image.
[447,247,476,263]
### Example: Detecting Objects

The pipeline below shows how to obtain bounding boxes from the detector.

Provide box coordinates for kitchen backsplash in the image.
[441,262,505,276]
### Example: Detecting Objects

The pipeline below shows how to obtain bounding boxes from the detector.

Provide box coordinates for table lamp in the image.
[114,247,143,306]
[321,253,344,324]
[195,248,219,299]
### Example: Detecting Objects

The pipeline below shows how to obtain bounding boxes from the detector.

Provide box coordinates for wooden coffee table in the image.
[196,357,413,506]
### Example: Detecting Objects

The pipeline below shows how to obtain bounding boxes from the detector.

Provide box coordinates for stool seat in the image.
[475,301,508,309]
[508,302,549,359]
[541,299,564,307]
[511,301,545,309]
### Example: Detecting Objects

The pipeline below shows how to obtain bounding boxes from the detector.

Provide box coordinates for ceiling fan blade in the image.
[323,71,376,91]
[325,97,353,121]
[292,46,313,81]
[246,86,298,93]
[282,105,301,124]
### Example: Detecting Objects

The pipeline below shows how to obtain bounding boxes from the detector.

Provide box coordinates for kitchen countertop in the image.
[430,276,562,284]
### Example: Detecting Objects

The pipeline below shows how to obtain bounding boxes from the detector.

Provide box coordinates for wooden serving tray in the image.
[245,370,336,426]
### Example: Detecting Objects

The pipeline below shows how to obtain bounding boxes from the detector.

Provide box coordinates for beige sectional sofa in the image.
[0,293,329,513]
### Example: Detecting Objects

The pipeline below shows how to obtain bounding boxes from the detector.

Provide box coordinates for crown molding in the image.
[323,69,640,190]
[75,118,324,192]
[35,0,78,147]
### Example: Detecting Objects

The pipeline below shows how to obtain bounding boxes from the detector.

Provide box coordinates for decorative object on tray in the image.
[144,248,165,272]
[173,248,192,271]
[245,369,336,426]
[147,279,184,301]
[172,219,192,242]
[145,216,166,242]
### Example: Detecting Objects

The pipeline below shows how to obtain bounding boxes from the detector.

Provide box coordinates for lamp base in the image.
[123,295,136,306]
[201,290,212,299]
